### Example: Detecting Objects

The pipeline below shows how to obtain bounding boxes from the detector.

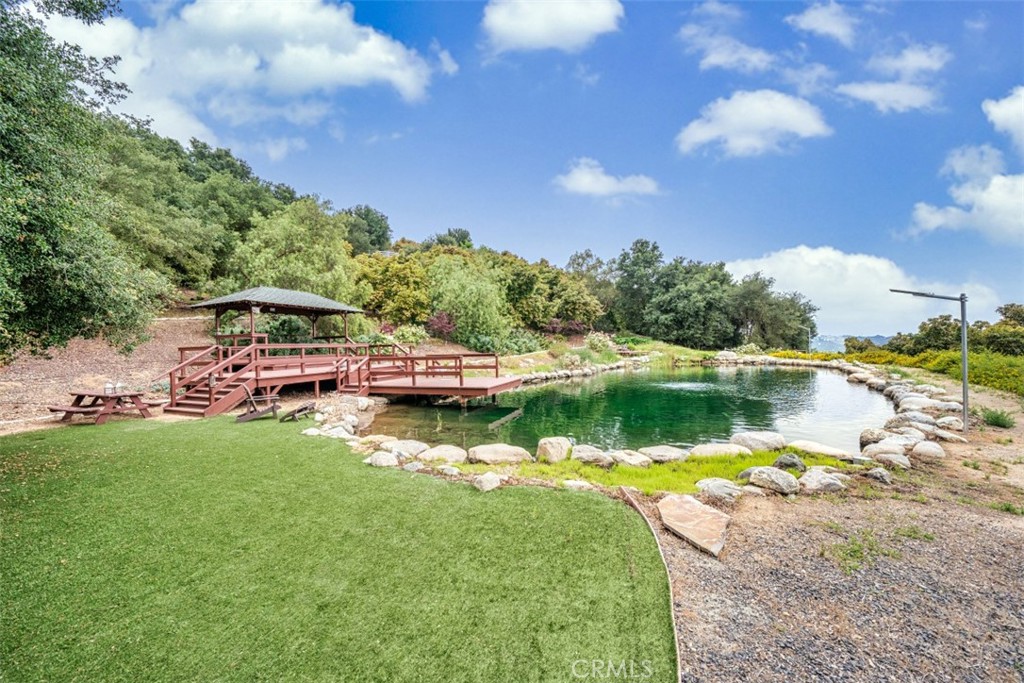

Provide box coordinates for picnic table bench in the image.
[49,390,156,425]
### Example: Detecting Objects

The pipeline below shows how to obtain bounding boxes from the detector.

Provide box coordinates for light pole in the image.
[798,324,812,352]
[890,288,969,432]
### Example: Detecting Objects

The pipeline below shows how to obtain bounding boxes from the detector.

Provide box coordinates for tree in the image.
[226,198,370,333]
[614,239,663,333]
[343,205,392,255]
[844,337,877,354]
[0,0,166,360]
[423,228,473,250]
[566,249,618,329]
[356,253,430,325]
[642,259,736,348]
[428,256,508,345]
[997,303,1024,327]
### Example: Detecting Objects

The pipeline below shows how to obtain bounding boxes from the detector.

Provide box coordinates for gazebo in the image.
[190,286,364,344]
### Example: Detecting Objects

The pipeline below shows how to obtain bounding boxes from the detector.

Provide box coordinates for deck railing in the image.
[167,343,501,409]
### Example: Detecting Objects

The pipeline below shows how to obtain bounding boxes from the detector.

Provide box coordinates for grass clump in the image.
[962,459,982,470]
[462,450,843,495]
[989,501,1024,515]
[982,408,1016,428]
[0,419,677,682]
[894,525,935,541]
[820,529,900,574]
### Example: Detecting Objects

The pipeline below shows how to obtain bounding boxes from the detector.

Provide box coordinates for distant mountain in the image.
[813,335,891,352]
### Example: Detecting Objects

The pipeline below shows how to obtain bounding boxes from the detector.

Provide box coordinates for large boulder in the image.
[468,443,533,465]
[638,445,689,463]
[690,443,753,457]
[875,452,911,470]
[773,453,807,472]
[748,467,799,495]
[562,480,595,491]
[787,440,851,460]
[862,441,909,459]
[799,468,847,494]
[571,445,615,468]
[936,416,964,431]
[730,431,786,452]
[609,450,653,468]
[536,437,573,463]
[934,429,968,443]
[381,439,431,458]
[418,444,468,464]
[696,478,744,504]
[364,451,399,468]
[911,441,946,459]
[866,467,893,485]
[657,494,731,558]
[473,472,502,492]
[896,411,938,426]
[860,428,896,449]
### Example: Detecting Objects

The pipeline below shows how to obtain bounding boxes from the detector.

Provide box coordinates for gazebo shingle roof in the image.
[190,286,363,317]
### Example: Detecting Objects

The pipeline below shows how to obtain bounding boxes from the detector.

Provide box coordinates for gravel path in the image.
[638,479,1024,682]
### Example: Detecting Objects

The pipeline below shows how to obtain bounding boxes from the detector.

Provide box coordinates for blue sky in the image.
[45,0,1023,335]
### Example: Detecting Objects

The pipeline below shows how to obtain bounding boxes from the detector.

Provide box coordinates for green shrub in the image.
[393,324,428,345]
[839,349,1024,397]
[613,334,651,348]
[498,329,546,355]
[585,331,614,352]
[982,408,1016,428]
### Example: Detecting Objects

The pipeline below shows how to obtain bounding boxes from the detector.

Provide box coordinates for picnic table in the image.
[49,390,157,425]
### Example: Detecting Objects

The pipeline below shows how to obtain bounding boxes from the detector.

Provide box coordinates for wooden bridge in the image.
[163,341,522,418]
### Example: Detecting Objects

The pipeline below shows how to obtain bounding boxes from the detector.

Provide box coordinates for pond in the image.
[368,366,895,455]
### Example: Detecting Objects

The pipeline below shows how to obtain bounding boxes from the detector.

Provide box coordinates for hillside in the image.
[0,317,211,430]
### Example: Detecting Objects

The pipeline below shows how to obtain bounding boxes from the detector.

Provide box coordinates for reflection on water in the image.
[368,367,894,454]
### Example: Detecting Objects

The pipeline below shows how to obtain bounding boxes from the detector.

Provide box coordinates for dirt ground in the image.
[3,328,1023,680]
[638,369,1024,682]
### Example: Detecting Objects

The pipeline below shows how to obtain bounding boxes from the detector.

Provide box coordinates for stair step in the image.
[164,406,205,416]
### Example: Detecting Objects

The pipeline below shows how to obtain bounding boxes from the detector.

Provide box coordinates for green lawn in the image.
[0,418,676,682]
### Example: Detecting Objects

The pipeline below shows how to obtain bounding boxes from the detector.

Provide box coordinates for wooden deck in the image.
[367,375,522,397]
[163,342,523,417]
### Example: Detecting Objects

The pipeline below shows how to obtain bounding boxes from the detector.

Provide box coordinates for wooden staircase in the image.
[163,345,371,418]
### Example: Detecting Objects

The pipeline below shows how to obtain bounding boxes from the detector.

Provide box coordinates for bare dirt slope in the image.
[0,317,211,431]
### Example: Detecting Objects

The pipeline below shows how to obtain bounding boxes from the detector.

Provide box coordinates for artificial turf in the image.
[0,418,676,682]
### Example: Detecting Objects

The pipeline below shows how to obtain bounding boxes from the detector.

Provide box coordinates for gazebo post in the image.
[343,314,350,343]
[310,315,319,339]
[248,306,256,344]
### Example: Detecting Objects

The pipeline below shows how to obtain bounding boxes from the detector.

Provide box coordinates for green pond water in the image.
[368,366,895,455]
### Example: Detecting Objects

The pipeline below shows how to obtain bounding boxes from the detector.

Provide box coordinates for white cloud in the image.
[553,158,659,198]
[868,44,952,81]
[43,1,436,151]
[835,81,939,113]
[836,44,951,114]
[573,63,601,87]
[726,245,1001,335]
[692,0,743,22]
[482,0,623,54]
[676,89,832,157]
[678,24,775,73]
[255,137,309,162]
[781,63,837,97]
[785,2,858,48]
[964,14,989,32]
[909,145,1024,246]
[982,86,1024,155]
[431,39,460,76]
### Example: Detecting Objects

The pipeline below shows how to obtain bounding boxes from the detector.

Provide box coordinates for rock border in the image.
[302,353,971,559]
